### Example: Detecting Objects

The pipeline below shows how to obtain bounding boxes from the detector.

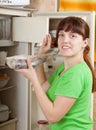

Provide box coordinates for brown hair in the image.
[56,16,96,92]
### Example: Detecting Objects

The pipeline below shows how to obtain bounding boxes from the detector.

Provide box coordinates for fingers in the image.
[39,34,52,55]
[43,34,51,47]
[47,34,52,48]
[43,35,48,46]
[27,56,32,69]
[42,34,52,50]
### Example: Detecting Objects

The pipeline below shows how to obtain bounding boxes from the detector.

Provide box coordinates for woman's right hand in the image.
[38,34,52,55]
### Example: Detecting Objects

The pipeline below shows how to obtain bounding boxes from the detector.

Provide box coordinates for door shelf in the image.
[0,85,16,91]
[0,118,17,130]
[0,66,9,69]
[0,40,16,47]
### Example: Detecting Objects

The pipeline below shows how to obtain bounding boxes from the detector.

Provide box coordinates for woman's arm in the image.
[35,64,50,92]
[34,34,52,90]
[31,72,76,123]
[35,64,46,85]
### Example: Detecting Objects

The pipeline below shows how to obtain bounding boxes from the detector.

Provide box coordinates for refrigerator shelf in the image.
[0,85,16,91]
[0,40,16,47]
[0,117,17,130]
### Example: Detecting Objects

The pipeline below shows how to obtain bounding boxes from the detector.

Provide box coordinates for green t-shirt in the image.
[47,61,93,130]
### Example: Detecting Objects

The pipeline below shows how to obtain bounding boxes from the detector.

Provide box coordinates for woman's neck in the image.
[63,54,84,72]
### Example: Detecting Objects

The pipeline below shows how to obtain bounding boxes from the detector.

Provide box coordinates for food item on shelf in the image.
[0,104,10,122]
[0,73,8,79]
[0,51,7,66]
[0,73,10,88]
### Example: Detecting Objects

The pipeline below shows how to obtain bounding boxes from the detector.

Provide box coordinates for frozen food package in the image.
[6,48,59,69]
[6,55,45,69]
[6,55,28,69]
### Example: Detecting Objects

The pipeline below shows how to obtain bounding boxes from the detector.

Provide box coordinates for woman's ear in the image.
[83,38,89,47]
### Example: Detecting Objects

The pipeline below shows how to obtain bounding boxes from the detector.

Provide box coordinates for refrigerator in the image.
[0,7,95,130]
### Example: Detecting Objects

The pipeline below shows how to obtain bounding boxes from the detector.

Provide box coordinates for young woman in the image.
[16,16,96,130]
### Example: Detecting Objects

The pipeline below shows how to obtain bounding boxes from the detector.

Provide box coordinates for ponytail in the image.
[83,45,96,92]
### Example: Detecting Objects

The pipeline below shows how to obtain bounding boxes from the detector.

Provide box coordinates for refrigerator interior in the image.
[0,43,29,130]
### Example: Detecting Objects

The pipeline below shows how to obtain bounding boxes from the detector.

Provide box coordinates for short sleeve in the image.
[55,70,84,98]
[48,63,64,85]
[48,70,57,85]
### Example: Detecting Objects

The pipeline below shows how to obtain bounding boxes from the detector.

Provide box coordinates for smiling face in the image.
[56,17,89,58]
[58,30,88,57]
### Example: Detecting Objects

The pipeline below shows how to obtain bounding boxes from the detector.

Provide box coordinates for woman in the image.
[16,16,96,130]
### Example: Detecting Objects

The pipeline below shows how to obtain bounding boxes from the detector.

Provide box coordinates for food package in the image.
[6,48,58,69]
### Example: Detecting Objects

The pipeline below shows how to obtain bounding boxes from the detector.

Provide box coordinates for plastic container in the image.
[0,104,10,122]
[0,51,7,66]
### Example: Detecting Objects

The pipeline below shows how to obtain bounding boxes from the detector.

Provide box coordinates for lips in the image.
[62,45,71,49]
